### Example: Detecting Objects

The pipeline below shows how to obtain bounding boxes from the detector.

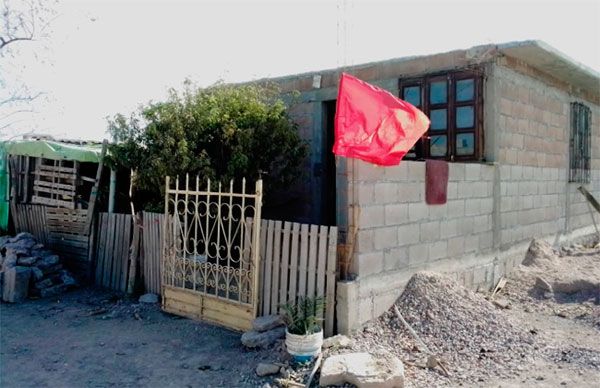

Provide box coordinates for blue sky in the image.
[2,0,599,140]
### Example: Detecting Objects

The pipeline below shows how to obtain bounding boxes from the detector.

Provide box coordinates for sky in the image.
[1,0,599,141]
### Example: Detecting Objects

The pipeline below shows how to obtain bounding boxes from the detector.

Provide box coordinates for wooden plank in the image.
[34,179,76,191]
[278,222,291,312]
[288,222,300,307]
[112,214,124,290]
[298,224,309,298]
[121,215,132,292]
[31,196,75,209]
[103,213,116,287]
[262,220,275,315]
[154,213,160,293]
[316,225,328,301]
[38,164,76,174]
[307,224,319,298]
[258,219,268,315]
[270,220,282,314]
[325,226,338,337]
[84,140,107,235]
[164,286,252,314]
[33,185,75,197]
[34,170,76,180]
[95,213,107,285]
[163,299,252,332]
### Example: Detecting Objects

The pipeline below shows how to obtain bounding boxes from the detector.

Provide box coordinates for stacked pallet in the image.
[31,159,78,209]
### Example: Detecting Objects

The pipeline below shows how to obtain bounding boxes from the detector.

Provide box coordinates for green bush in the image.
[107,81,307,211]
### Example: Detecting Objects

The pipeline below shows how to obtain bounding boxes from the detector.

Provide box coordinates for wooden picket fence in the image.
[258,220,338,337]
[94,213,132,291]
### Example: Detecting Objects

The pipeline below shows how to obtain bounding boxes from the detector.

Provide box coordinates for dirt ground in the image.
[1,241,599,388]
[0,288,275,388]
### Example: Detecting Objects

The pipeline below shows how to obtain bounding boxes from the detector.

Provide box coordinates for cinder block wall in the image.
[491,63,600,246]
[337,62,600,334]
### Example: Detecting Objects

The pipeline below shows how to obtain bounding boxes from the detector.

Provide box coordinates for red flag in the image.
[333,73,430,166]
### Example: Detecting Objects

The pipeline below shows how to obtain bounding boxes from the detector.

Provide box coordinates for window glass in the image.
[456,133,475,155]
[456,79,474,102]
[430,109,447,130]
[456,106,474,128]
[430,81,447,104]
[430,135,447,156]
[403,86,421,107]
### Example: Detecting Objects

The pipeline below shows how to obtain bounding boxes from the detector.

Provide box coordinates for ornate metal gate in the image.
[161,175,262,331]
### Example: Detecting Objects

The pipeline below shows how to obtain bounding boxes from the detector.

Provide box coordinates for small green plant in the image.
[281,296,325,335]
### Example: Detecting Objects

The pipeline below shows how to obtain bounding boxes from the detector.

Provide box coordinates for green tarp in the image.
[0,139,106,232]
[0,143,8,232]
[3,140,104,163]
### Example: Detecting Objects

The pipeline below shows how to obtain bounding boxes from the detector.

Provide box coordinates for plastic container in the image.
[285,328,323,362]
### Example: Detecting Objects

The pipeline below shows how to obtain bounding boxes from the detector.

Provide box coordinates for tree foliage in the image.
[107,82,307,211]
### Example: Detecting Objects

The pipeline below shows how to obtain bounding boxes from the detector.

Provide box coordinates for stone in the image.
[139,293,159,303]
[10,232,35,243]
[39,264,63,277]
[2,266,32,303]
[37,255,60,270]
[255,362,280,377]
[252,314,284,332]
[322,334,353,349]
[492,298,510,309]
[319,352,404,388]
[553,278,598,294]
[34,278,54,289]
[534,276,553,293]
[59,270,77,287]
[31,267,44,281]
[17,256,38,266]
[0,235,10,248]
[40,284,67,298]
[241,327,285,348]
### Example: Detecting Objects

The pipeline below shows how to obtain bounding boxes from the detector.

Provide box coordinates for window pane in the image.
[430,135,447,157]
[403,86,421,107]
[456,106,474,128]
[430,81,447,104]
[456,133,475,155]
[456,79,474,102]
[430,109,447,130]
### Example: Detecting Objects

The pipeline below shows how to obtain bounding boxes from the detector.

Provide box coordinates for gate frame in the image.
[161,175,263,331]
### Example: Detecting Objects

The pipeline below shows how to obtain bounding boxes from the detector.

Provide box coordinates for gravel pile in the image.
[352,271,539,386]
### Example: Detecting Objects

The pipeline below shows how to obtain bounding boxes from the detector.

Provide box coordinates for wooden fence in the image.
[258,220,338,337]
[141,212,164,295]
[12,203,48,244]
[94,213,132,291]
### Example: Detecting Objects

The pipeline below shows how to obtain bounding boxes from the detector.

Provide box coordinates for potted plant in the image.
[281,296,325,362]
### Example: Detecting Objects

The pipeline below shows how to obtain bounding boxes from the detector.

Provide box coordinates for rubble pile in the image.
[0,232,77,303]
[353,271,538,385]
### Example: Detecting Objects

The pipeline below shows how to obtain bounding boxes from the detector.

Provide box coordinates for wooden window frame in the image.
[399,69,484,161]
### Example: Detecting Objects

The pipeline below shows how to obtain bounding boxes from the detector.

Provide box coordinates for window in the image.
[399,71,483,161]
[569,102,591,183]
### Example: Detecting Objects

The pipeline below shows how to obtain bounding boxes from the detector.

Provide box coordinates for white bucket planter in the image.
[285,328,323,362]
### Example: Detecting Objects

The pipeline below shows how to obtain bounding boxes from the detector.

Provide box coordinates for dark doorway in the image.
[322,100,337,226]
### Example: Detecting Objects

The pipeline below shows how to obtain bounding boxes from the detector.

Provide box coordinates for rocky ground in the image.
[1,238,598,387]
[336,239,600,388]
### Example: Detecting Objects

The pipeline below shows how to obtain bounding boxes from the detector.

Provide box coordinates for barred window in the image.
[569,102,591,183]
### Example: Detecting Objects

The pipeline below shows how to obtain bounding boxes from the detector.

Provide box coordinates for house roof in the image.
[496,40,599,97]
[259,40,599,99]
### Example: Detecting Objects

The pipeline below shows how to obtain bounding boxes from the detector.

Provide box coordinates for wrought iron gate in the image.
[161,175,262,331]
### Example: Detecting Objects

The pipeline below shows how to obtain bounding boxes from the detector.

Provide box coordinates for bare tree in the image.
[0,0,56,138]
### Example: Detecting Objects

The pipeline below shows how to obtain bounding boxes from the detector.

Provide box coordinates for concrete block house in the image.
[264,40,600,333]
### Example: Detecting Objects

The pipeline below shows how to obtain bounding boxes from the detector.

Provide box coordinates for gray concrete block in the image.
[2,266,31,303]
